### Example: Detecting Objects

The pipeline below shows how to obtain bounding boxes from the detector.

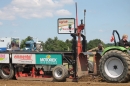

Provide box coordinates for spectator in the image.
[88,43,104,52]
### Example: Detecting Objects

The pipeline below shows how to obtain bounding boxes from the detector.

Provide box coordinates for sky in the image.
[0,0,130,43]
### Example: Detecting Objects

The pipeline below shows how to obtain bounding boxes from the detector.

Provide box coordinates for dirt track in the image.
[0,80,130,86]
[0,75,128,86]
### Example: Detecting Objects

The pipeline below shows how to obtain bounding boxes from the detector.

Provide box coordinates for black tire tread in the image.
[99,50,130,83]
[52,65,68,82]
[88,61,93,72]
[0,64,15,80]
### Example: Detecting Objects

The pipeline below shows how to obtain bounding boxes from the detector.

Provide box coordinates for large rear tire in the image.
[0,64,15,79]
[99,50,130,83]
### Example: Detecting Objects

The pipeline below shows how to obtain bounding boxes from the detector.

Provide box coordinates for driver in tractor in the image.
[119,34,130,48]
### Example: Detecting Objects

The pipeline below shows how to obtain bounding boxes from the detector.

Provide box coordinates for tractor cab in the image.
[25,40,43,52]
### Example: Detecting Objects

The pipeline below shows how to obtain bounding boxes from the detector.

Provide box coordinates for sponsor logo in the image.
[0,54,5,61]
[40,55,57,64]
[13,54,34,64]
[59,28,74,31]
[59,20,68,24]
[14,54,32,60]
[0,54,8,63]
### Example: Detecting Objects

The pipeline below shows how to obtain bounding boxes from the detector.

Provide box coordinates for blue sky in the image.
[0,0,130,43]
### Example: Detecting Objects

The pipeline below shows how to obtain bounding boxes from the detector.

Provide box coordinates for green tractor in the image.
[99,30,130,83]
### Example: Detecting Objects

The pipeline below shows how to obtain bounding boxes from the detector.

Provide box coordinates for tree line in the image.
[20,36,114,51]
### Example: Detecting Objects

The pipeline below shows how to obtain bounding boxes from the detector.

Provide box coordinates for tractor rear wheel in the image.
[99,50,130,83]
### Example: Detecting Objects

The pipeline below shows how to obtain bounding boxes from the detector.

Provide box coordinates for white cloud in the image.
[55,9,71,16]
[60,0,74,4]
[0,0,74,20]
[0,10,15,20]
[0,22,3,25]
[99,29,103,32]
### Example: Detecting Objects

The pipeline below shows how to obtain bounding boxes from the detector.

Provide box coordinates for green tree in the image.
[20,36,33,49]
[87,39,105,50]
[44,37,68,51]
[105,43,114,47]
[65,39,72,51]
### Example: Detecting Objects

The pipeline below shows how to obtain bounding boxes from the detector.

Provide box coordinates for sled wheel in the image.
[88,61,93,72]
[0,64,15,79]
[52,65,68,82]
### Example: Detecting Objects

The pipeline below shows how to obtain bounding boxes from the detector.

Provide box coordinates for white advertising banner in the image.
[0,54,9,63]
[58,18,75,34]
[12,54,36,64]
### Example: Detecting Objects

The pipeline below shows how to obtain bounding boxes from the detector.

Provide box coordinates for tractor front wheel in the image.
[99,50,130,83]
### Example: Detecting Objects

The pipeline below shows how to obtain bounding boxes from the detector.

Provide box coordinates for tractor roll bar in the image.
[112,30,121,46]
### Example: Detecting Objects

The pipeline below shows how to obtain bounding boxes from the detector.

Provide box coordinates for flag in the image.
[110,35,114,42]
